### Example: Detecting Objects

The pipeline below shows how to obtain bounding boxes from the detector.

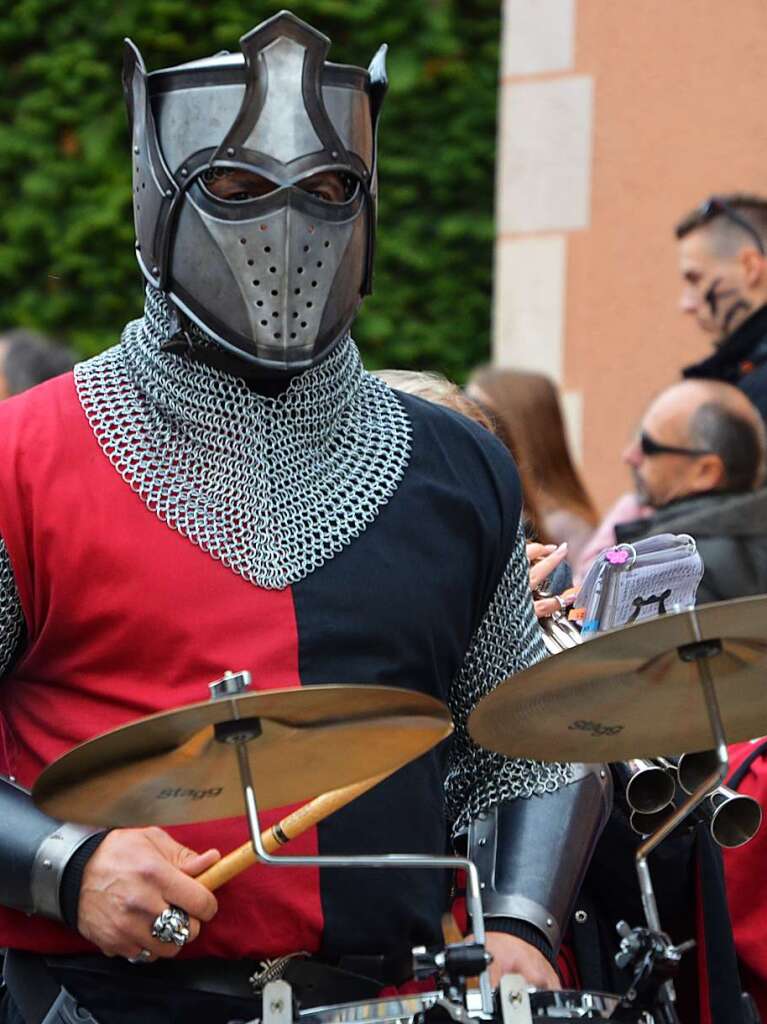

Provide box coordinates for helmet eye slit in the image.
[200,167,358,206]
[200,167,282,203]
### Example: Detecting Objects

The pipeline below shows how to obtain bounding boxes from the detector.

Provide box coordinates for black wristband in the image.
[59,831,109,929]
[484,917,557,969]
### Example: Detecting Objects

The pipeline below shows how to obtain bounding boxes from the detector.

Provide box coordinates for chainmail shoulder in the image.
[74,288,412,590]
[446,525,574,835]
[0,537,26,677]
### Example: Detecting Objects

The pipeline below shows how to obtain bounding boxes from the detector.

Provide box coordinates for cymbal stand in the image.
[229,736,494,1019]
[625,608,729,1023]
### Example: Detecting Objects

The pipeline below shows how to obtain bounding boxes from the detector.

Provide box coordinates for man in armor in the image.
[0,12,610,1024]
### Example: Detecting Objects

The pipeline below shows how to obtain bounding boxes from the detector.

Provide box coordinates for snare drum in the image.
[499,975,656,1022]
[298,991,438,1024]
[297,989,655,1024]
[527,989,655,1021]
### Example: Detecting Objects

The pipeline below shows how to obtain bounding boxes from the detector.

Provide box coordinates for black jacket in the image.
[572,798,743,1023]
[615,488,767,605]
[683,304,767,423]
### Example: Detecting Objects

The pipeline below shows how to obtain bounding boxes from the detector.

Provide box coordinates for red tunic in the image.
[0,367,523,963]
[0,373,322,958]
[724,740,767,1020]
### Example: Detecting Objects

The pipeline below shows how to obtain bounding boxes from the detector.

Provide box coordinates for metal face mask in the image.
[123,10,387,372]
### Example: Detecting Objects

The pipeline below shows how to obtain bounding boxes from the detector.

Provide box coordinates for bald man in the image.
[617,378,767,603]
[568,379,765,1020]
[676,194,767,422]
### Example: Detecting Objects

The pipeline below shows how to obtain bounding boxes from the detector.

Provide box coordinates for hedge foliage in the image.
[0,0,500,378]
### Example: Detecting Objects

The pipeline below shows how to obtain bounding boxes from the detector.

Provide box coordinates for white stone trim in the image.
[502,0,575,76]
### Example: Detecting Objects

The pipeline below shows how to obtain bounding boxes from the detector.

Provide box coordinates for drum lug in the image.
[262,980,294,1024]
[498,975,532,1024]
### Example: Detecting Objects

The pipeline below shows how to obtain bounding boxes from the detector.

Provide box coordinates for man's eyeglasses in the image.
[639,431,712,458]
[699,196,766,255]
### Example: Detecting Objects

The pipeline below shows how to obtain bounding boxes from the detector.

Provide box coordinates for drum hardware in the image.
[295,981,657,1024]
[469,598,767,1024]
[695,786,762,848]
[538,609,581,656]
[631,627,727,1024]
[412,943,490,984]
[468,596,767,762]
[628,808,689,840]
[528,618,675,820]
[651,757,679,783]
[209,668,252,699]
[297,990,441,1024]
[517,989,655,1023]
[214,716,264,744]
[614,922,695,1024]
[629,754,763,847]
[412,942,492,1014]
[296,987,491,1024]
[627,763,681,839]
[230,726,495,1017]
[33,678,493,1013]
[676,748,722,795]
[629,752,763,849]
[620,761,675,816]
[263,980,294,1024]
[678,749,764,846]
[498,974,532,1024]
[33,682,454,825]
[38,595,767,1024]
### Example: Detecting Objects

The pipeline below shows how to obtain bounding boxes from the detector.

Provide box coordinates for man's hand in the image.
[482,932,561,990]
[77,826,221,961]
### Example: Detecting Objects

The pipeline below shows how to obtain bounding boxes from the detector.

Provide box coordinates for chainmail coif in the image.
[74,288,412,590]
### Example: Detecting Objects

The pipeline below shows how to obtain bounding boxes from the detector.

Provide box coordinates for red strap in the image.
[695,852,713,1024]
[556,941,580,989]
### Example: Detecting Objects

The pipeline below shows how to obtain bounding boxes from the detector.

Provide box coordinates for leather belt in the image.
[49,953,388,1002]
[3,948,411,1022]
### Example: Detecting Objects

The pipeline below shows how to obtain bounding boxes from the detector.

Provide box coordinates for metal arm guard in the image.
[469,763,613,956]
[0,775,104,921]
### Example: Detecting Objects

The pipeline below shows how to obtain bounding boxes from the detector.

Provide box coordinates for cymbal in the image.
[469,596,767,762]
[34,685,453,826]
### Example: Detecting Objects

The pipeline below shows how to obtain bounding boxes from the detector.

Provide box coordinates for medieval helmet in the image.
[123,11,387,372]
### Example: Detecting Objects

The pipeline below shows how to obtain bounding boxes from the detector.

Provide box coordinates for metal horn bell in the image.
[621,759,676,815]
[678,750,762,848]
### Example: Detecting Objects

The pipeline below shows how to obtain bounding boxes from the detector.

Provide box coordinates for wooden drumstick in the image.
[441,912,464,945]
[197,769,392,891]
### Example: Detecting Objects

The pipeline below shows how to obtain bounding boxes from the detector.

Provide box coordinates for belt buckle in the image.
[249,952,310,994]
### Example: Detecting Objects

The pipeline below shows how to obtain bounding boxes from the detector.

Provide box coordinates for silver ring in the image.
[555,594,567,613]
[151,905,190,947]
[127,948,152,964]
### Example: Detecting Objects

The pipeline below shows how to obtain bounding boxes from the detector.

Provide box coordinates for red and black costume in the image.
[0,12,607,1024]
[0,349,545,961]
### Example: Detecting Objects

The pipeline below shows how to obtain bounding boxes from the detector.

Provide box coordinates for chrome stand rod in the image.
[634,608,728,1017]
[234,744,494,1017]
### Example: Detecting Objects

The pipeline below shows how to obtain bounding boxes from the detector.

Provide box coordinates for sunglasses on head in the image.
[699,196,766,255]
[639,431,712,458]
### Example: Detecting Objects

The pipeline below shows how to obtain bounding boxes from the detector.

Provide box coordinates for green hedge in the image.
[0,0,500,379]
